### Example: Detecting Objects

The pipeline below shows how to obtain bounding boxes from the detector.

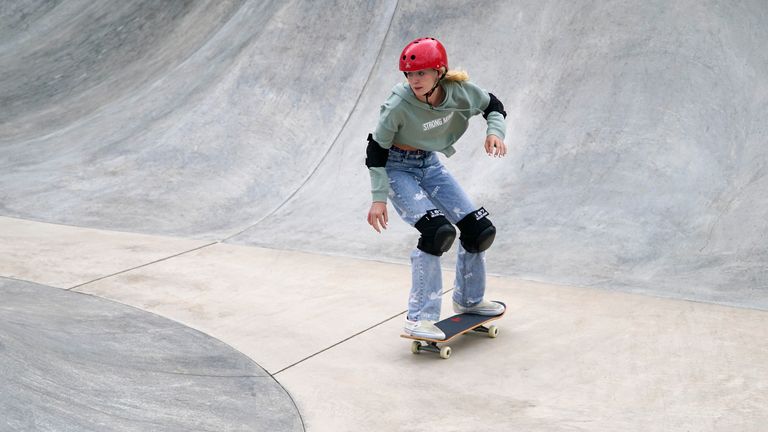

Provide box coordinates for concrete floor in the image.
[2,216,766,431]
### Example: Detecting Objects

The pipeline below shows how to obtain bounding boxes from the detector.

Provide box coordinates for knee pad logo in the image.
[473,207,490,220]
[426,209,445,219]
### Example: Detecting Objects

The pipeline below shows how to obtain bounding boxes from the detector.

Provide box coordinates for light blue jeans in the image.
[386,147,488,322]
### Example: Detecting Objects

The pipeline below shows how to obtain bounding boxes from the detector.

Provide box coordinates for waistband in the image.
[389,146,428,156]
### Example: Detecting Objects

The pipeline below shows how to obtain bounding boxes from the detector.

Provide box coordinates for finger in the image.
[378,214,387,230]
[368,211,379,232]
[491,140,500,157]
[371,217,381,233]
[496,141,505,157]
[383,207,389,226]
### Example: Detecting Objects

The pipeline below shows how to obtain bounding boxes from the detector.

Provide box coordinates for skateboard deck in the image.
[401,301,505,359]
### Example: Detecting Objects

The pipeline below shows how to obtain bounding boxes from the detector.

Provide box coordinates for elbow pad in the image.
[365,133,389,168]
[483,93,507,119]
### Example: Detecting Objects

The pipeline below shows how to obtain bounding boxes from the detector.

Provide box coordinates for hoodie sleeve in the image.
[368,98,400,202]
[462,82,507,140]
[372,97,400,148]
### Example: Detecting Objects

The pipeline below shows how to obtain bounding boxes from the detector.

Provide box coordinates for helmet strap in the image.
[424,69,446,108]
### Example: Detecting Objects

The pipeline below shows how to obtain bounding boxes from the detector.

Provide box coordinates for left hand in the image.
[484,134,507,157]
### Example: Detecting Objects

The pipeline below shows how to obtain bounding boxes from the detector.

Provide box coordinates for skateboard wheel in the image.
[440,346,452,359]
[411,341,422,354]
[488,325,499,338]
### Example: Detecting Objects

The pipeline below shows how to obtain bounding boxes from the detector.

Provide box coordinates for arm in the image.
[365,133,390,203]
[365,100,401,232]
[483,93,508,157]
[483,93,507,138]
[461,82,508,149]
[366,99,400,202]
[365,134,389,233]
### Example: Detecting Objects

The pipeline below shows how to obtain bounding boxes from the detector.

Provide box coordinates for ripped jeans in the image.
[387,147,488,322]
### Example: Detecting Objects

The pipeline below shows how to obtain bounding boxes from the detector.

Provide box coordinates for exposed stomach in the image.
[393,143,420,151]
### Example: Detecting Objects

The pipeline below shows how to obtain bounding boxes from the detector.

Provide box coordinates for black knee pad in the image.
[456,207,496,253]
[414,209,456,256]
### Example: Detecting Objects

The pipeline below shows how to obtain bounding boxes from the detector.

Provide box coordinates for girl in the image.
[365,37,507,340]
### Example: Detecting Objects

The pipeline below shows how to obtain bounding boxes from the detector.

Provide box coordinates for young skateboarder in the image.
[365,37,508,339]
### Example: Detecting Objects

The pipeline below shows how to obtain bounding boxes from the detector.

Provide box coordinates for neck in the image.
[417,84,444,106]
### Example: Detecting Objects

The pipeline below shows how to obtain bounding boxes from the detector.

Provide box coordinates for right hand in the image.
[367,201,388,233]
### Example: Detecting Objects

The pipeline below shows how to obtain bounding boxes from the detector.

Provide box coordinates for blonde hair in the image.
[443,68,469,82]
[402,67,469,83]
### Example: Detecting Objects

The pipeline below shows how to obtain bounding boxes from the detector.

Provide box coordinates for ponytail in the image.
[443,68,469,82]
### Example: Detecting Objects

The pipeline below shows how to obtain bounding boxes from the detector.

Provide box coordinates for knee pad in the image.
[414,209,456,256]
[456,207,496,253]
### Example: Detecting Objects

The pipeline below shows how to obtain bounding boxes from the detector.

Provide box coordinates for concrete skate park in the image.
[1,0,767,430]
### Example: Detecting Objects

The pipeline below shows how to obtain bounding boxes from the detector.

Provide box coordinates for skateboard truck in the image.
[410,325,499,359]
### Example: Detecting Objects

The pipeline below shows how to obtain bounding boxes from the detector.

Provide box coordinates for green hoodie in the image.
[369,80,506,202]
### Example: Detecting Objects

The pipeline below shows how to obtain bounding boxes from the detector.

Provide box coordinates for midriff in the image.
[393,143,420,151]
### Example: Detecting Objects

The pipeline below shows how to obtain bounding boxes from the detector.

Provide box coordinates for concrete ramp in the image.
[0,277,303,431]
[1,1,767,307]
[1,0,396,239]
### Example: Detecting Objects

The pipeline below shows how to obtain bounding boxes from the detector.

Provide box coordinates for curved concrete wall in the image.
[1,0,766,308]
[1,0,396,238]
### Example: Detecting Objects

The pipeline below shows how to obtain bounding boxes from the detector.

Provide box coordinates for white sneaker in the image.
[453,300,505,316]
[404,319,446,340]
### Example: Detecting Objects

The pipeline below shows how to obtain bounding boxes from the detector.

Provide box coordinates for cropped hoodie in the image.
[368,80,506,202]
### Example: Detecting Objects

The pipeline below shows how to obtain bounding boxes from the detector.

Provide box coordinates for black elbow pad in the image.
[483,93,507,119]
[365,133,389,168]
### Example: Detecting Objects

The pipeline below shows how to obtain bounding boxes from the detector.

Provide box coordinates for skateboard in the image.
[400,301,506,359]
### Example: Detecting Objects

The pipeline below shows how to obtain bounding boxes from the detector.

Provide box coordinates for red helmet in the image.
[399,37,448,72]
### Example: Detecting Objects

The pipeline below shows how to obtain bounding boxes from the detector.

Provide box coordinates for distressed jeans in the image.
[386,147,488,322]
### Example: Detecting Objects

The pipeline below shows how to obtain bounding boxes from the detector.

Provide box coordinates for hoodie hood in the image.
[392,82,435,109]
[392,82,483,117]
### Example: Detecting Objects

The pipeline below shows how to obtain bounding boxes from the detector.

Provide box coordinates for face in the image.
[405,69,439,97]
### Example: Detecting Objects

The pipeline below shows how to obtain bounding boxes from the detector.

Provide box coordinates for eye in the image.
[418,71,425,76]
